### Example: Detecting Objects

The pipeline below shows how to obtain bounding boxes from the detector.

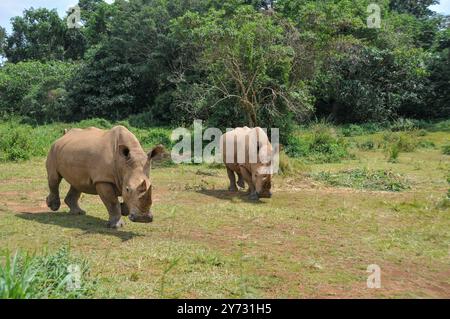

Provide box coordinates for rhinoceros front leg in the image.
[239,166,258,200]
[226,167,238,192]
[96,183,124,229]
[64,186,86,215]
[46,170,62,212]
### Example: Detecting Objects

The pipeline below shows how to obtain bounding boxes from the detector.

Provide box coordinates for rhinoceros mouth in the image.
[120,202,130,216]
[129,213,153,223]
[258,192,273,199]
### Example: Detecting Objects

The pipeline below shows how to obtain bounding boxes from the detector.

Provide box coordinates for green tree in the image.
[0,61,76,122]
[314,39,429,122]
[171,6,314,127]
[389,0,438,18]
[426,27,450,118]
[4,8,66,62]
[0,27,5,57]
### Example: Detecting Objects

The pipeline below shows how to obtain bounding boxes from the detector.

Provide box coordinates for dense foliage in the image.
[0,0,448,126]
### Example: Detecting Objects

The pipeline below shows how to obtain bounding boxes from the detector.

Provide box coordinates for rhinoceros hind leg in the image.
[46,171,62,211]
[65,186,86,215]
[239,166,256,195]
[96,182,124,229]
[226,167,238,192]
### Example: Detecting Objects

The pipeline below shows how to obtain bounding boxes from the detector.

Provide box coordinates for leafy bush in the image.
[388,143,400,163]
[0,120,66,161]
[284,135,310,158]
[286,125,350,163]
[135,128,174,149]
[0,247,96,299]
[76,118,113,129]
[417,140,435,149]
[358,140,376,151]
[341,124,366,137]
[312,169,411,192]
[0,123,33,161]
[382,132,418,152]
[390,118,417,132]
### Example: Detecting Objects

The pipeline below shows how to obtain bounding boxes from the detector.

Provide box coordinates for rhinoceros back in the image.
[46,126,139,195]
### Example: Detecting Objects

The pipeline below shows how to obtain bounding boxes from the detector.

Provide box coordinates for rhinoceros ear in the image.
[137,180,147,193]
[148,145,165,161]
[119,145,130,159]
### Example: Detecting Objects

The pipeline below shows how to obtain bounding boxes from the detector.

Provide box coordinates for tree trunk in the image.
[241,99,257,127]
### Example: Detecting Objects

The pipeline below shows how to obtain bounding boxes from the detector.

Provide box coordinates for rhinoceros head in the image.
[119,144,165,223]
[254,165,273,198]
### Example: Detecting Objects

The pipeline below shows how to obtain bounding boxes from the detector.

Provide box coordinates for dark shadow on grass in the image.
[196,189,266,204]
[16,211,143,242]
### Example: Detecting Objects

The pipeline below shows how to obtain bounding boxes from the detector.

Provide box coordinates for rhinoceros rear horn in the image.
[148,145,165,161]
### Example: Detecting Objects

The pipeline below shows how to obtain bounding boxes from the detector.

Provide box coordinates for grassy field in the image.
[0,124,449,298]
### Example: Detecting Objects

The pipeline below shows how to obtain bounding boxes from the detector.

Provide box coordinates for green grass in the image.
[0,118,174,162]
[0,120,449,298]
[0,247,96,299]
[443,144,450,155]
[311,168,411,192]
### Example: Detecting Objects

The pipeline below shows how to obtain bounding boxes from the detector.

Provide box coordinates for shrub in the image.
[396,134,417,152]
[417,140,435,149]
[0,247,96,299]
[284,135,310,158]
[388,143,400,163]
[381,132,419,163]
[76,118,113,129]
[341,124,365,137]
[390,118,417,132]
[286,125,350,163]
[358,140,376,151]
[0,123,33,161]
[136,128,173,149]
[128,112,158,129]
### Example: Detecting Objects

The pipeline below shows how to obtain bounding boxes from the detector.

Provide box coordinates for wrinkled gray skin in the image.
[220,127,275,200]
[46,126,164,228]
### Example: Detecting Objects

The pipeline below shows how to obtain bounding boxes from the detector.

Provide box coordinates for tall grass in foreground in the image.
[0,247,96,299]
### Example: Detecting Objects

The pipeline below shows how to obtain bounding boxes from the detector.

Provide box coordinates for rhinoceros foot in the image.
[46,194,61,211]
[249,192,259,201]
[107,219,125,229]
[68,208,86,215]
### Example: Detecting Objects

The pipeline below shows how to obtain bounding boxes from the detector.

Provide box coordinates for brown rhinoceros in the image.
[45,126,164,228]
[220,127,277,200]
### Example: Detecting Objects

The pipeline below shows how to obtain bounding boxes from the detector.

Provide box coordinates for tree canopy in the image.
[0,0,448,126]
